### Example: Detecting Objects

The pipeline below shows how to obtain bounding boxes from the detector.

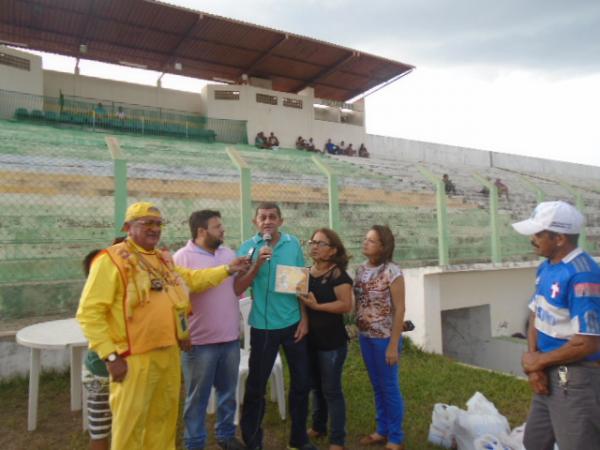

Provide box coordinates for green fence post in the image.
[312,156,340,232]
[473,173,501,263]
[518,175,546,203]
[105,136,127,237]
[417,166,449,265]
[559,181,588,251]
[226,147,252,243]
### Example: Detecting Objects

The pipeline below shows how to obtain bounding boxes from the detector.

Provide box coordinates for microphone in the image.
[263,233,272,261]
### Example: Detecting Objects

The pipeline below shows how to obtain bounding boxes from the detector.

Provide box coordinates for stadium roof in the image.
[0,0,414,102]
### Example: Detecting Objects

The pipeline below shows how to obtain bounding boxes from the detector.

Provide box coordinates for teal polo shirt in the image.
[238,232,305,330]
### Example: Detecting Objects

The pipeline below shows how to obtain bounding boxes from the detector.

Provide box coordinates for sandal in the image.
[359,433,386,446]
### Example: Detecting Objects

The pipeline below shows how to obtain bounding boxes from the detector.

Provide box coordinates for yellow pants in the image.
[109,345,180,450]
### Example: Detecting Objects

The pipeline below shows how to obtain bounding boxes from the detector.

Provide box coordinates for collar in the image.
[126,238,156,255]
[187,240,223,256]
[562,247,583,263]
[251,232,291,245]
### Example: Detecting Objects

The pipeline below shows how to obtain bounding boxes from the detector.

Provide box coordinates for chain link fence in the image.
[2,117,599,327]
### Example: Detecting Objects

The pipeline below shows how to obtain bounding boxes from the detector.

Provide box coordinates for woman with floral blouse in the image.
[354,225,406,450]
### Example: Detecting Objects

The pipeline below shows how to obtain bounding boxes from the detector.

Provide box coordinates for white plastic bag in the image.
[474,432,526,450]
[454,392,511,450]
[474,434,507,450]
[428,403,459,448]
[510,423,558,450]
[509,424,526,450]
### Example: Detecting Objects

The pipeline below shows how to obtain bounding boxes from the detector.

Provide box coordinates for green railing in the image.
[1,119,598,323]
[1,89,248,144]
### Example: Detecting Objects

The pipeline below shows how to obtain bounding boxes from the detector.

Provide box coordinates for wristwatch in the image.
[106,353,118,363]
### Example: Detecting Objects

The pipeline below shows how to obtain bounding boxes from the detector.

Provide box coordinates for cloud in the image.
[168,0,600,74]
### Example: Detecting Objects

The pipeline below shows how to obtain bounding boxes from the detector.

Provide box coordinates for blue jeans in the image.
[359,334,405,445]
[309,344,348,446]
[241,324,311,450]
[182,340,241,450]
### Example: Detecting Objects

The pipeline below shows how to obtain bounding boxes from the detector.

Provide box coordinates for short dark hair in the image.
[83,249,102,276]
[254,202,281,218]
[370,225,395,265]
[83,237,125,276]
[311,228,351,271]
[189,210,221,239]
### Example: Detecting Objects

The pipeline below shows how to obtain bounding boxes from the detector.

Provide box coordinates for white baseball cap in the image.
[512,201,585,235]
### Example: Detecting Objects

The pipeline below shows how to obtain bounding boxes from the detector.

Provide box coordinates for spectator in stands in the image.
[354,225,406,450]
[116,106,125,120]
[268,132,280,150]
[95,102,106,115]
[296,136,307,150]
[442,174,457,196]
[59,89,65,115]
[358,143,370,158]
[339,141,345,155]
[305,138,317,152]
[495,178,510,200]
[479,185,490,197]
[325,139,337,155]
[298,228,352,450]
[174,210,246,450]
[345,143,355,157]
[255,131,269,149]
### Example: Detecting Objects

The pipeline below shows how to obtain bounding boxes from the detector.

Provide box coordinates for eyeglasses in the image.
[307,240,331,248]
[134,219,166,229]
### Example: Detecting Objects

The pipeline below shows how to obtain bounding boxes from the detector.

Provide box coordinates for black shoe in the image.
[289,443,319,450]
[217,437,246,450]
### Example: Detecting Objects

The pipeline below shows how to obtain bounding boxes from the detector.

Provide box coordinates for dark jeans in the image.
[309,343,348,446]
[241,324,311,449]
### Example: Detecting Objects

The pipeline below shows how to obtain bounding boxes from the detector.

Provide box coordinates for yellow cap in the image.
[124,202,162,224]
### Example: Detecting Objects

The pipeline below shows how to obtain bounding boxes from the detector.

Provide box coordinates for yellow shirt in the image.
[76,241,230,359]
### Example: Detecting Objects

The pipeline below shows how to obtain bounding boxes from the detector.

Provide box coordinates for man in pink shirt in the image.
[174,210,246,450]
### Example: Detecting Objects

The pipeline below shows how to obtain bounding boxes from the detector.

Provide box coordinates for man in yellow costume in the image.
[77,202,249,450]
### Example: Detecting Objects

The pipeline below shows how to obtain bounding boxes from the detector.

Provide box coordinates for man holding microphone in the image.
[234,202,316,450]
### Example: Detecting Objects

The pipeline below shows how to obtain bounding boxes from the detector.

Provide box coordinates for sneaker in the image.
[288,443,319,450]
[217,437,246,450]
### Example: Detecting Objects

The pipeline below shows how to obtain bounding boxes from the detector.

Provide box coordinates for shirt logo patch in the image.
[574,283,600,298]
[551,282,560,299]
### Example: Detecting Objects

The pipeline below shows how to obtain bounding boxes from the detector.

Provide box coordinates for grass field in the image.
[0,339,532,450]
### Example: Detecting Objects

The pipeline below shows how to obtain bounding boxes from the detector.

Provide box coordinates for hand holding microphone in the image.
[262,233,273,262]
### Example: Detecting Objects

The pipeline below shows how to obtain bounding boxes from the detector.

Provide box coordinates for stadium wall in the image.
[0,46,43,96]
[43,70,205,115]
[367,133,600,179]
[203,84,367,149]
[403,262,535,353]
[0,46,43,118]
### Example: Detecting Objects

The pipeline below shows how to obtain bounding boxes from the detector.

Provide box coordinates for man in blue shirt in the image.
[234,202,316,450]
[512,201,600,450]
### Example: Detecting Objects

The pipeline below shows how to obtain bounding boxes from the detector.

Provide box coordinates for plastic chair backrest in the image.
[239,297,252,351]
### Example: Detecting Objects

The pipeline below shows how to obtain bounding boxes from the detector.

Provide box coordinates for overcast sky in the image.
[34,0,600,167]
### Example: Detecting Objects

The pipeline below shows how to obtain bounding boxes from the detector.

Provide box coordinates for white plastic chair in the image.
[207,296,286,424]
